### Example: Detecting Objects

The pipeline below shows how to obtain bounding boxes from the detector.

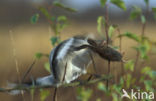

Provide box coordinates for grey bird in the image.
[8,35,122,94]
[36,35,97,87]
[35,35,122,87]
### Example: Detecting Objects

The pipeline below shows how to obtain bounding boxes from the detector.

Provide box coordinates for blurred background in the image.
[0,0,156,101]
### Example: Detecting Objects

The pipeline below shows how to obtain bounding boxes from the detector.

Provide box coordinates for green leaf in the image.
[141,15,146,24]
[140,75,146,82]
[39,7,51,19]
[144,0,149,5]
[108,25,115,38]
[110,0,126,11]
[111,84,122,94]
[51,16,56,21]
[97,16,105,35]
[152,8,156,12]
[57,16,68,30]
[112,93,118,101]
[135,45,148,59]
[97,82,107,92]
[144,80,153,91]
[134,41,150,59]
[57,16,67,22]
[76,87,92,101]
[30,13,39,24]
[100,0,107,7]
[40,89,50,101]
[96,98,101,101]
[119,32,140,42]
[141,66,151,74]
[130,6,142,20]
[149,71,156,80]
[126,74,132,88]
[154,13,156,20]
[44,62,51,73]
[30,88,35,101]
[112,46,119,50]
[152,8,156,20]
[124,60,134,71]
[119,78,124,87]
[53,2,77,12]
[52,15,68,35]
[35,52,43,59]
[50,36,59,46]
[142,67,156,80]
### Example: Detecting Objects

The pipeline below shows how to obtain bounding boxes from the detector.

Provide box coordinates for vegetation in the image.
[0,0,156,101]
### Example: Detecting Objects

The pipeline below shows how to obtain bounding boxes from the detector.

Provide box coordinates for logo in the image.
[122,89,154,100]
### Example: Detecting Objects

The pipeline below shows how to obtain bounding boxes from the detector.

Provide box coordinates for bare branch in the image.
[0,75,112,93]
[53,88,57,101]
[22,59,36,83]
[89,52,97,74]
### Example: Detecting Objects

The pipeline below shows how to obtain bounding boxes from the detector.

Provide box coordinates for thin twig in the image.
[106,61,110,89]
[135,0,150,72]
[9,31,21,85]
[87,52,97,81]
[117,28,124,76]
[9,30,25,100]
[89,52,97,74]
[135,1,149,71]
[104,3,109,45]
[87,75,93,81]
[141,0,149,38]
[0,75,112,92]
[141,23,146,39]
[117,28,122,52]
[53,88,57,101]
[134,15,147,71]
[134,51,139,71]
[22,59,36,83]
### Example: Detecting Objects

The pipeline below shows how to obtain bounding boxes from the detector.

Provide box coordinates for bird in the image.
[8,34,122,94]
[35,35,122,87]
[36,35,98,87]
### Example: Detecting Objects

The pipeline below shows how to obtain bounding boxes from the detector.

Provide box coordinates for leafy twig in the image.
[134,1,149,71]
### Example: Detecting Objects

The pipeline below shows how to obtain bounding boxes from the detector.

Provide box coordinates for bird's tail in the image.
[7,75,56,95]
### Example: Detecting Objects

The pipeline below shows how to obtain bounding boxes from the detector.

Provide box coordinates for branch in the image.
[22,59,36,83]
[0,75,112,93]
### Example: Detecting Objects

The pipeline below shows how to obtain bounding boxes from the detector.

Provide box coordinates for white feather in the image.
[7,82,24,95]
[36,75,54,86]
[57,38,74,60]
